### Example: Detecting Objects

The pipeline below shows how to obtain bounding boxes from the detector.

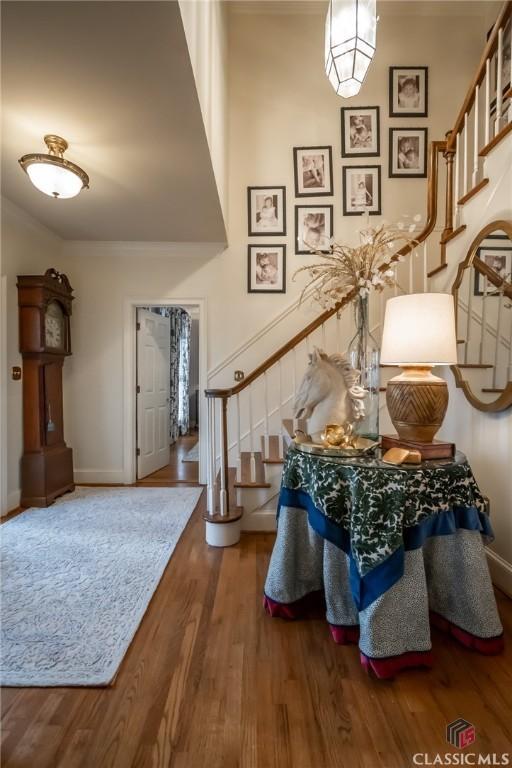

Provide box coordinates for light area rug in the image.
[182,442,199,462]
[0,485,202,687]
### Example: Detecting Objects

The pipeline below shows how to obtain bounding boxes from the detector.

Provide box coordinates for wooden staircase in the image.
[203,1,512,537]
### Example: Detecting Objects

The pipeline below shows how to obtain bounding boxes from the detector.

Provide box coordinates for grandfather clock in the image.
[17,268,75,507]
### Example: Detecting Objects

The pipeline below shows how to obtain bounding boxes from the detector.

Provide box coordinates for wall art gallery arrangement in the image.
[246,66,429,293]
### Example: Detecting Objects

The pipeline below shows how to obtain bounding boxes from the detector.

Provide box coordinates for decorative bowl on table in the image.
[293,425,379,457]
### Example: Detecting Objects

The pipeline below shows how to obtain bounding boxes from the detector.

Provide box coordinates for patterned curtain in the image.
[178,311,191,436]
[147,307,191,443]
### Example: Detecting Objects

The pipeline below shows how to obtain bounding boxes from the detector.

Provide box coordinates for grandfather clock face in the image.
[44,300,66,350]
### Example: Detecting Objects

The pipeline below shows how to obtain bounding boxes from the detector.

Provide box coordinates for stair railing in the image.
[204,1,512,519]
[430,1,511,277]
[205,141,446,518]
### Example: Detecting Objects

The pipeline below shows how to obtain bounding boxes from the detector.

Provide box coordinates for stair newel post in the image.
[206,395,217,515]
[442,135,456,242]
[219,396,229,516]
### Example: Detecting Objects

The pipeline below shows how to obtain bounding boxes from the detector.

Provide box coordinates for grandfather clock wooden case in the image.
[17,269,75,507]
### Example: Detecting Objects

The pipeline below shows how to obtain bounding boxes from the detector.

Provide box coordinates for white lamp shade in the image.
[380,293,458,366]
[325,0,377,98]
[26,162,84,199]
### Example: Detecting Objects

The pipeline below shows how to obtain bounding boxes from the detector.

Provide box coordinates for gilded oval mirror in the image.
[451,220,512,412]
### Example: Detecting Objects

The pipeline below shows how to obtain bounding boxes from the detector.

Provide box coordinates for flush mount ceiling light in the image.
[18,135,89,199]
[325,0,377,99]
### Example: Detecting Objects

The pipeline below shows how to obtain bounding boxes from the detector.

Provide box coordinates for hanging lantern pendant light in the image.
[19,134,89,199]
[325,0,377,99]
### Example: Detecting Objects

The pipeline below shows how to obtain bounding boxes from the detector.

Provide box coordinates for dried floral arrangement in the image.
[293,216,421,310]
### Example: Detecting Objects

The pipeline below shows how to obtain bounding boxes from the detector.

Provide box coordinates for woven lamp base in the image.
[385,367,449,443]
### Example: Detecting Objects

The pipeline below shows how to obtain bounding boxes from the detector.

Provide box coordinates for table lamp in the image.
[380,293,458,446]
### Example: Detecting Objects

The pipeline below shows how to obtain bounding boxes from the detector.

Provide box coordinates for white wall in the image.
[432,134,512,595]
[179,0,229,224]
[0,198,64,513]
[1,5,494,508]
[53,7,487,482]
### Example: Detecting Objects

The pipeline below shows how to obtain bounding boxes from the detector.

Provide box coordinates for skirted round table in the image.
[263,446,504,678]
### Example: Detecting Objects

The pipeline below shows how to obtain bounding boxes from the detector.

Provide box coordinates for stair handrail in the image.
[446,1,512,152]
[205,140,446,399]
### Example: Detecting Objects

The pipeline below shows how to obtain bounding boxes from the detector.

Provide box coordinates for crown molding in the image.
[64,240,227,258]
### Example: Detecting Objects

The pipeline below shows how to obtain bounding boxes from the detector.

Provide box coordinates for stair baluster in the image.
[464,273,474,364]
[480,275,488,366]
[493,290,505,388]
[219,396,229,515]
[463,112,469,197]
[453,133,460,229]
[472,83,480,188]
[495,28,504,136]
[484,58,491,147]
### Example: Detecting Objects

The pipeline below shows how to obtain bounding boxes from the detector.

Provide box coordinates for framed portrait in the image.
[247,186,286,236]
[473,245,512,296]
[340,106,380,157]
[293,146,333,197]
[248,245,286,293]
[295,205,333,254]
[389,67,428,117]
[342,166,381,216]
[389,128,428,178]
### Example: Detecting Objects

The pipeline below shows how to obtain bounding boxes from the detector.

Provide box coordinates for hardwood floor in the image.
[2,491,512,767]
[137,433,200,486]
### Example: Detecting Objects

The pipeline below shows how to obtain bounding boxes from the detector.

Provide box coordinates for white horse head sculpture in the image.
[294,348,366,440]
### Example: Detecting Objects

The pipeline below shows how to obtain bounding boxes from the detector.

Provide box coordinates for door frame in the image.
[0,275,8,515]
[123,297,207,486]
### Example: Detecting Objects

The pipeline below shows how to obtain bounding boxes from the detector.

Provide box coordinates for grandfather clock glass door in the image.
[43,362,64,447]
[18,269,75,507]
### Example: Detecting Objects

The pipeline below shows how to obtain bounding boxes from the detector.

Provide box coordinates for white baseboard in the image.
[241,509,277,532]
[74,469,126,485]
[3,489,21,516]
[486,548,512,598]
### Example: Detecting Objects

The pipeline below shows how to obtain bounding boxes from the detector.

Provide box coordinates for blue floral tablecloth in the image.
[278,447,493,609]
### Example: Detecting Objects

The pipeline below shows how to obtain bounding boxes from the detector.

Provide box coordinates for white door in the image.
[136,309,170,479]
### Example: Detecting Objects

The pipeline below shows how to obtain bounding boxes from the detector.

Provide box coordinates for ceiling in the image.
[229,0,500,16]
[1,1,226,242]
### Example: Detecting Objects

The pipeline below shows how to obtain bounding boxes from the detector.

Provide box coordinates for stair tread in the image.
[440,225,467,245]
[481,387,505,393]
[479,121,512,157]
[203,507,243,523]
[262,458,285,464]
[457,178,489,206]
[457,363,493,369]
[234,481,272,488]
[427,263,448,278]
